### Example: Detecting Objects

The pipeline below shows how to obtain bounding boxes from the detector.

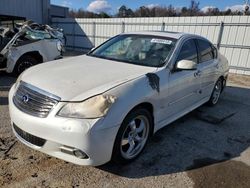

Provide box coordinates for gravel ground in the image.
[0,70,250,188]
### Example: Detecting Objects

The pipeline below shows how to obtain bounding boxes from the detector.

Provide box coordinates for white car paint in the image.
[8,31,229,166]
[6,39,62,73]
[20,55,156,101]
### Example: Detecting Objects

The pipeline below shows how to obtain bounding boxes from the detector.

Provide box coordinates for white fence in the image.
[52,16,250,75]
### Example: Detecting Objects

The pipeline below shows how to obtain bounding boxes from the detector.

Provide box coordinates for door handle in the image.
[194,70,202,77]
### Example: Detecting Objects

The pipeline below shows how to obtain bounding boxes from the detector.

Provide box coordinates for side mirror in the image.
[176,60,197,70]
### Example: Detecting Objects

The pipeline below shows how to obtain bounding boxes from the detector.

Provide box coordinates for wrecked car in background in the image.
[0,21,65,75]
[9,31,229,166]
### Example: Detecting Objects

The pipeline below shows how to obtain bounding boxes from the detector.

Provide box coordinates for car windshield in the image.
[88,34,177,67]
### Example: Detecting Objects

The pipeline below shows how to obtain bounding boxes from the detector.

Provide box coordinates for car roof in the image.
[120,31,199,40]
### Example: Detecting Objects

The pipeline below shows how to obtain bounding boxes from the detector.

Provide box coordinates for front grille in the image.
[13,124,46,147]
[13,81,60,118]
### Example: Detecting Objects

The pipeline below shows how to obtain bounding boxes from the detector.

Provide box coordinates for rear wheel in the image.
[14,55,38,76]
[112,108,152,164]
[207,78,223,106]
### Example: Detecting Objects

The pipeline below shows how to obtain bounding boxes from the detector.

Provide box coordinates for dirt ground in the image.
[0,71,250,188]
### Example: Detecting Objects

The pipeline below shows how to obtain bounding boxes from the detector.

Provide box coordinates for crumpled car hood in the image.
[21,55,156,101]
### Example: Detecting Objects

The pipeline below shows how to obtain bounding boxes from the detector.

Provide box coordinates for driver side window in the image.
[176,39,198,63]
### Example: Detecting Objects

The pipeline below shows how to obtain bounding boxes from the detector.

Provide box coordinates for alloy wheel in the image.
[120,115,150,159]
[211,80,222,105]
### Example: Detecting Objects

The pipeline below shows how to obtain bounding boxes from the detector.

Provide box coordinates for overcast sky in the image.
[51,0,247,14]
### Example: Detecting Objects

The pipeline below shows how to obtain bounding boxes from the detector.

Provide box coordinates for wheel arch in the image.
[125,102,155,136]
[111,101,155,164]
[17,51,43,64]
[218,75,227,92]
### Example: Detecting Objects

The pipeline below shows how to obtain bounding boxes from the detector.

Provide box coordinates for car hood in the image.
[21,55,157,101]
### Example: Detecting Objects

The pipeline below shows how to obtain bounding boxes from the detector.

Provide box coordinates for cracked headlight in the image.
[57,95,116,119]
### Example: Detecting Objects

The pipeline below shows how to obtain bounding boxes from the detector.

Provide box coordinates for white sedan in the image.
[8,31,229,166]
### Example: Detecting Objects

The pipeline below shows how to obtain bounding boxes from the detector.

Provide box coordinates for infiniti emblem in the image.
[22,94,30,103]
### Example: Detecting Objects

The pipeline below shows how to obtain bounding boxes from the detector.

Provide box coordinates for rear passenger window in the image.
[176,39,198,63]
[197,39,214,62]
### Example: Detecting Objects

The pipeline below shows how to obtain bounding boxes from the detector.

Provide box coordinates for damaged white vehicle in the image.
[0,21,65,75]
[9,31,229,166]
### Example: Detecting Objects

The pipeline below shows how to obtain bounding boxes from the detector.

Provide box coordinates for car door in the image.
[196,39,218,99]
[164,39,203,119]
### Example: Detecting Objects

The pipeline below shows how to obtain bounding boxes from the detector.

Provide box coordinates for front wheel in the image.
[112,108,152,164]
[13,55,38,76]
[207,78,223,106]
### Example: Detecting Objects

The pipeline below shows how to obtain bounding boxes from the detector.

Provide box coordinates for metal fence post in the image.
[121,22,125,33]
[161,22,165,31]
[73,22,76,50]
[92,22,96,47]
[217,21,224,50]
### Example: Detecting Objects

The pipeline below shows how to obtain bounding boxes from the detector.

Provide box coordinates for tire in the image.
[13,55,38,76]
[207,78,223,106]
[112,108,153,164]
[0,35,3,45]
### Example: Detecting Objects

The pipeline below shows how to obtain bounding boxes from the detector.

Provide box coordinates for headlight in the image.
[56,41,63,52]
[57,95,116,119]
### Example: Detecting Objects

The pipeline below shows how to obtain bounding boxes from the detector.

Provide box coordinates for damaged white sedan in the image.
[9,31,229,166]
[0,21,65,75]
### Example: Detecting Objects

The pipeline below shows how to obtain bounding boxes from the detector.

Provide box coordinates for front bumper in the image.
[8,85,120,166]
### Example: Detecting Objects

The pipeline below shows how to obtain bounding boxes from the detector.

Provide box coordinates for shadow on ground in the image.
[99,86,250,179]
[0,71,16,106]
[0,71,16,88]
